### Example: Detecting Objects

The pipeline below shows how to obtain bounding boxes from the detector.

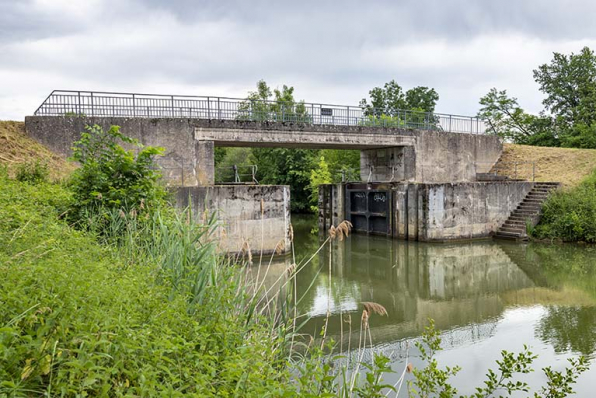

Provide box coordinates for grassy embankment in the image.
[492,143,596,242]
[496,143,596,187]
[0,170,296,396]
[0,121,75,180]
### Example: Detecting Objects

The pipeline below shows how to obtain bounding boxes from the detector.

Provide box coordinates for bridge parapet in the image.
[34,90,487,135]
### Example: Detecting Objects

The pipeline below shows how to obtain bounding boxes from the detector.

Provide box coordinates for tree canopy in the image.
[478,46,596,149]
[359,80,439,116]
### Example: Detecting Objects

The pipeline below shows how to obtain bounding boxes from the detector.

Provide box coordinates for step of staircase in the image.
[494,182,560,241]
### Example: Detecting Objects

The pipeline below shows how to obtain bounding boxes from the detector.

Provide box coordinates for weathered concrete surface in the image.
[321,181,532,242]
[194,126,416,149]
[25,116,501,186]
[360,146,416,182]
[25,116,209,186]
[361,129,502,182]
[175,185,291,255]
[414,182,534,241]
[318,183,345,232]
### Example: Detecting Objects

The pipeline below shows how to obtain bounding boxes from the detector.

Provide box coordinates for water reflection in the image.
[261,215,596,393]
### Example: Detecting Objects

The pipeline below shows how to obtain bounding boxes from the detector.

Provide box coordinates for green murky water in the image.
[268,215,596,395]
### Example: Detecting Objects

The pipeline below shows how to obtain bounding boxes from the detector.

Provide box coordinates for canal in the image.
[265,214,596,395]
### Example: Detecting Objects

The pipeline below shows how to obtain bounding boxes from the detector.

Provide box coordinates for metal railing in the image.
[476,161,537,181]
[215,165,258,184]
[33,90,488,134]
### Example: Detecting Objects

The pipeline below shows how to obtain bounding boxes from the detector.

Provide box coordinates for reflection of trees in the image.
[536,306,596,356]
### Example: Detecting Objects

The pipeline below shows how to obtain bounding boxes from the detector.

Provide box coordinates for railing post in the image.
[218,97,221,119]
[207,97,211,119]
[233,165,239,183]
[90,92,94,117]
[347,106,350,126]
[133,94,136,117]
[77,91,81,117]
[171,95,175,118]
[449,115,452,132]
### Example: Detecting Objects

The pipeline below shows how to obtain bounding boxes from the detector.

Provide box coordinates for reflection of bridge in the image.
[333,321,499,368]
[288,238,537,348]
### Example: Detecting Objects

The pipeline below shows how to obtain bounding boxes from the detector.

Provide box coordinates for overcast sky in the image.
[2,0,596,120]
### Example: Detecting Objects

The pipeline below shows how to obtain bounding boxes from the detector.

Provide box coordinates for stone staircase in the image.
[494,182,560,240]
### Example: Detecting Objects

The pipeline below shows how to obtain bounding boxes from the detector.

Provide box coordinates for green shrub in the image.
[15,160,49,184]
[533,169,596,242]
[68,124,167,229]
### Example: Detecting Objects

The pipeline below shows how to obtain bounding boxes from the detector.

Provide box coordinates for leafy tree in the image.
[307,156,332,212]
[237,80,319,212]
[359,80,439,116]
[405,86,440,113]
[477,88,559,146]
[319,149,360,181]
[252,147,318,212]
[533,47,596,134]
[238,79,309,122]
[476,47,596,148]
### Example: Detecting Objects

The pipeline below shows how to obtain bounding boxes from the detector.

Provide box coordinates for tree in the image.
[238,79,309,122]
[477,88,559,146]
[405,86,439,113]
[533,47,596,148]
[252,147,318,212]
[359,80,439,116]
[308,156,332,212]
[478,88,527,136]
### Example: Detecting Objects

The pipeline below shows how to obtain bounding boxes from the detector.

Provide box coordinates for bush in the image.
[15,160,49,184]
[68,124,167,228]
[533,169,596,242]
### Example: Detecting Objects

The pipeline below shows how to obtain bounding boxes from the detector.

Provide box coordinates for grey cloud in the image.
[135,0,596,42]
[1,0,596,120]
[0,0,85,43]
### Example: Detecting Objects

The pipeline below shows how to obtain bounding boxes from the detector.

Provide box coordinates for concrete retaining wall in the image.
[323,181,533,242]
[416,182,534,241]
[175,185,291,255]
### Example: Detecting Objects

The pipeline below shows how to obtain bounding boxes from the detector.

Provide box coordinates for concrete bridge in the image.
[25,90,517,254]
[27,90,501,186]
